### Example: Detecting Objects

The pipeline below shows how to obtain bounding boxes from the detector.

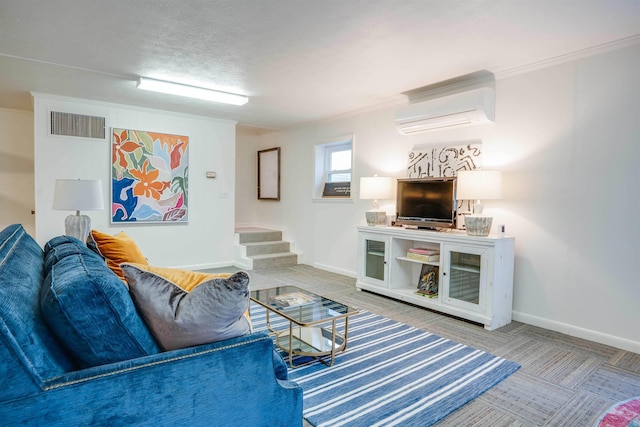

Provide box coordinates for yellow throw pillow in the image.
[131,264,232,291]
[90,230,148,280]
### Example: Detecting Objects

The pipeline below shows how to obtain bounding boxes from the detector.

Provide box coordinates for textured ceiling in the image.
[1,0,639,129]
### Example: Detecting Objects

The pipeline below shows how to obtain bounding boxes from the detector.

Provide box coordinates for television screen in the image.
[396,177,456,229]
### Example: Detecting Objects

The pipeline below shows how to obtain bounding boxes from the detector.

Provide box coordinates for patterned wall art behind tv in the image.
[111,128,189,223]
[408,141,482,215]
[407,141,482,178]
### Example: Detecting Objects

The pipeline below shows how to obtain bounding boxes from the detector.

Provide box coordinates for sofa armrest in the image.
[1,332,303,427]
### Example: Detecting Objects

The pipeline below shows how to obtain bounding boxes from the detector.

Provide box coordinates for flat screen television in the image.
[395,177,457,229]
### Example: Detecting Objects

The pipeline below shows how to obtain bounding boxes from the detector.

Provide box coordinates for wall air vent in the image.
[50,111,106,139]
[396,87,495,134]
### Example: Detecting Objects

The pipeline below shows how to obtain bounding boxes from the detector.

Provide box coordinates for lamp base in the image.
[365,211,387,226]
[464,215,493,237]
[65,214,91,243]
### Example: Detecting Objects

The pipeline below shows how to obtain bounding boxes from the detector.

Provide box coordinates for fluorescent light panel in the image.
[137,77,248,106]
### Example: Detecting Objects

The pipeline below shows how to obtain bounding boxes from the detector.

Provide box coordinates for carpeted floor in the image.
[203,264,640,426]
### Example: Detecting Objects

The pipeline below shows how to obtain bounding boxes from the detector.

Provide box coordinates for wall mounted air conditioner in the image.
[396,87,495,134]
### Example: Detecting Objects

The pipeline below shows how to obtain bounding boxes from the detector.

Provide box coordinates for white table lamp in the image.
[360,175,394,226]
[456,170,502,236]
[52,179,104,243]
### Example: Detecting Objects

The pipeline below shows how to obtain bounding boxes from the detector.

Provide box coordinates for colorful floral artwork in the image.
[111,128,189,223]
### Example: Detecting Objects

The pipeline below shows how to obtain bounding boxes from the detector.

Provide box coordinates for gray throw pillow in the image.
[121,264,252,351]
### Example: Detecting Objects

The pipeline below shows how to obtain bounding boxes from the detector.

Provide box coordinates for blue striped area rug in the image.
[250,302,520,427]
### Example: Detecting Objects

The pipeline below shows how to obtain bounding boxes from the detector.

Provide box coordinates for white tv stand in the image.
[356,226,515,330]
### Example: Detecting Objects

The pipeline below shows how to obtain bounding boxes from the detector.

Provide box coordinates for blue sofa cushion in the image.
[40,239,160,368]
[0,225,74,400]
[122,264,252,351]
[44,235,101,273]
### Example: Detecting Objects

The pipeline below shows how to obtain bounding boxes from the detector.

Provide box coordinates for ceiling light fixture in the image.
[137,77,248,106]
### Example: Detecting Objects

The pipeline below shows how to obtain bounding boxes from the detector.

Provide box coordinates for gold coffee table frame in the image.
[250,286,358,368]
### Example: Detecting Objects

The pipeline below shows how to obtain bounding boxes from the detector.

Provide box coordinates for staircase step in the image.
[235,227,298,270]
[237,228,283,244]
[250,253,298,270]
[244,241,290,256]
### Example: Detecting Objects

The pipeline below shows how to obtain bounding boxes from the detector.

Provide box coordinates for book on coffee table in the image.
[270,291,315,308]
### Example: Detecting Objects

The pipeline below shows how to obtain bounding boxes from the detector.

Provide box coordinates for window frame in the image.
[313,135,354,201]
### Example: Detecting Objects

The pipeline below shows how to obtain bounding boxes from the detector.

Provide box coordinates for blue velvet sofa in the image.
[0,224,303,426]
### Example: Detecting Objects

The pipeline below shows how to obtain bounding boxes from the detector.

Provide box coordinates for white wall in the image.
[0,108,35,236]
[236,43,640,353]
[33,94,238,270]
[235,126,261,226]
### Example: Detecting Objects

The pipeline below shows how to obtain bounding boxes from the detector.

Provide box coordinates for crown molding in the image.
[495,34,640,80]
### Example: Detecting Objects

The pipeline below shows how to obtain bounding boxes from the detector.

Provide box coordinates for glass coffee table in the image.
[250,286,359,367]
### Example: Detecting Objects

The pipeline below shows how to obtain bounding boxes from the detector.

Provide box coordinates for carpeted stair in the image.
[235,227,298,270]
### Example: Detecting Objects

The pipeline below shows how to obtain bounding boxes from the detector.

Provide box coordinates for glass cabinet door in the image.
[441,245,488,313]
[365,240,386,280]
[359,234,388,287]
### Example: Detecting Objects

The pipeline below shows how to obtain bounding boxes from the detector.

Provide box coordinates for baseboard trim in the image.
[312,263,357,278]
[513,311,640,354]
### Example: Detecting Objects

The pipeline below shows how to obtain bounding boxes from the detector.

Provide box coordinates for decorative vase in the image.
[365,211,387,226]
[464,215,492,236]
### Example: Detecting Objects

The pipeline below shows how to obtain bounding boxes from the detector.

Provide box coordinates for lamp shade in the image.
[359,176,394,200]
[52,179,104,211]
[456,170,502,200]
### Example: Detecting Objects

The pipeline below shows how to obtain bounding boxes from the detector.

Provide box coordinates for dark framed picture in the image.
[258,147,280,200]
[417,264,439,295]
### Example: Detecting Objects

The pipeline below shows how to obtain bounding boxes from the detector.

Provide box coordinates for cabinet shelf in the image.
[396,256,439,267]
[367,251,385,257]
[357,282,492,326]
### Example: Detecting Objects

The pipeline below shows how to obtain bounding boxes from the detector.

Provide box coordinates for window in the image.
[314,136,353,199]
[325,143,352,183]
